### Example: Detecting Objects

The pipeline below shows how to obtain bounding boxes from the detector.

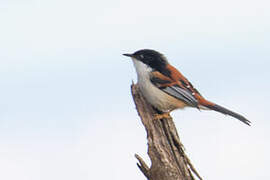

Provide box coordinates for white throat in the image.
[132,58,152,81]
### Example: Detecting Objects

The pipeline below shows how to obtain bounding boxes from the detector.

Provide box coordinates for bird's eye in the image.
[140,55,144,59]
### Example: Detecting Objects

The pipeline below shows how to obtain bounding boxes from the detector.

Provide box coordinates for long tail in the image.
[206,103,251,126]
[197,97,251,126]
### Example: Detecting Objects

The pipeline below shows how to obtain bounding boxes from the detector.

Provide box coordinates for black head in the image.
[123,49,168,72]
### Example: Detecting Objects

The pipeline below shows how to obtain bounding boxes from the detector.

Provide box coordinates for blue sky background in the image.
[0,0,269,179]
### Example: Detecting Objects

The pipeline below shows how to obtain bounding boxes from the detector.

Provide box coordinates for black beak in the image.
[123,53,134,57]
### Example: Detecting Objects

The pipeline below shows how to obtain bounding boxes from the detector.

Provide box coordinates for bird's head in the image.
[123,49,168,72]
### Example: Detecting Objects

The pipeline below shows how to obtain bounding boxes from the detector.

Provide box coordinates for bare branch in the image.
[131,84,202,180]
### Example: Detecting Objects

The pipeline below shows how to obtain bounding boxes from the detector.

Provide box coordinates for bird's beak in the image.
[123,53,134,57]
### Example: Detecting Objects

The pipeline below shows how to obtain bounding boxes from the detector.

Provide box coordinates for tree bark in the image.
[131,84,203,180]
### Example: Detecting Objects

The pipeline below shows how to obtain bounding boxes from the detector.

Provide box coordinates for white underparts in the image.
[132,59,187,112]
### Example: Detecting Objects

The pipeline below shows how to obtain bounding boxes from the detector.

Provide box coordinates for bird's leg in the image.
[151,106,171,120]
[153,112,171,120]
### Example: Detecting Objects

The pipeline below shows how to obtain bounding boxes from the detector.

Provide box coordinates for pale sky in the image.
[0,0,269,179]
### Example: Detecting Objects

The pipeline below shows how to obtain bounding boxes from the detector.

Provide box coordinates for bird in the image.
[123,49,251,126]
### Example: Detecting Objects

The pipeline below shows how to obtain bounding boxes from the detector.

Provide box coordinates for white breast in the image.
[132,59,186,112]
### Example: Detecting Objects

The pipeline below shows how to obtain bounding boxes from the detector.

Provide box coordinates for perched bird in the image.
[123,49,250,126]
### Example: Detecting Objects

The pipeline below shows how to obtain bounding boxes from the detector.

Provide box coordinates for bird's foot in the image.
[153,112,171,121]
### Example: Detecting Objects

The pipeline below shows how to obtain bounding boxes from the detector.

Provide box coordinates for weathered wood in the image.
[131,84,202,180]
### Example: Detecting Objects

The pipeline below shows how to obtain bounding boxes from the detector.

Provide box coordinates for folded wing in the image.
[150,71,199,108]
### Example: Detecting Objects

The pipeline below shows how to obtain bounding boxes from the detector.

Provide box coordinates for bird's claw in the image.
[153,113,171,121]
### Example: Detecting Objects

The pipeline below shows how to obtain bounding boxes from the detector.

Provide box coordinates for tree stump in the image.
[131,84,203,180]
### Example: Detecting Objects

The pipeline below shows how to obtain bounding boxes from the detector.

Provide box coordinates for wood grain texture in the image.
[131,84,203,180]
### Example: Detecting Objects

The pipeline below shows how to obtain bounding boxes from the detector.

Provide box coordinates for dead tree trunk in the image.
[131,84,203,180]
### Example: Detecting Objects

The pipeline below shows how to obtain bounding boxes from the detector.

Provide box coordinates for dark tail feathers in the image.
[205,104,251,126]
